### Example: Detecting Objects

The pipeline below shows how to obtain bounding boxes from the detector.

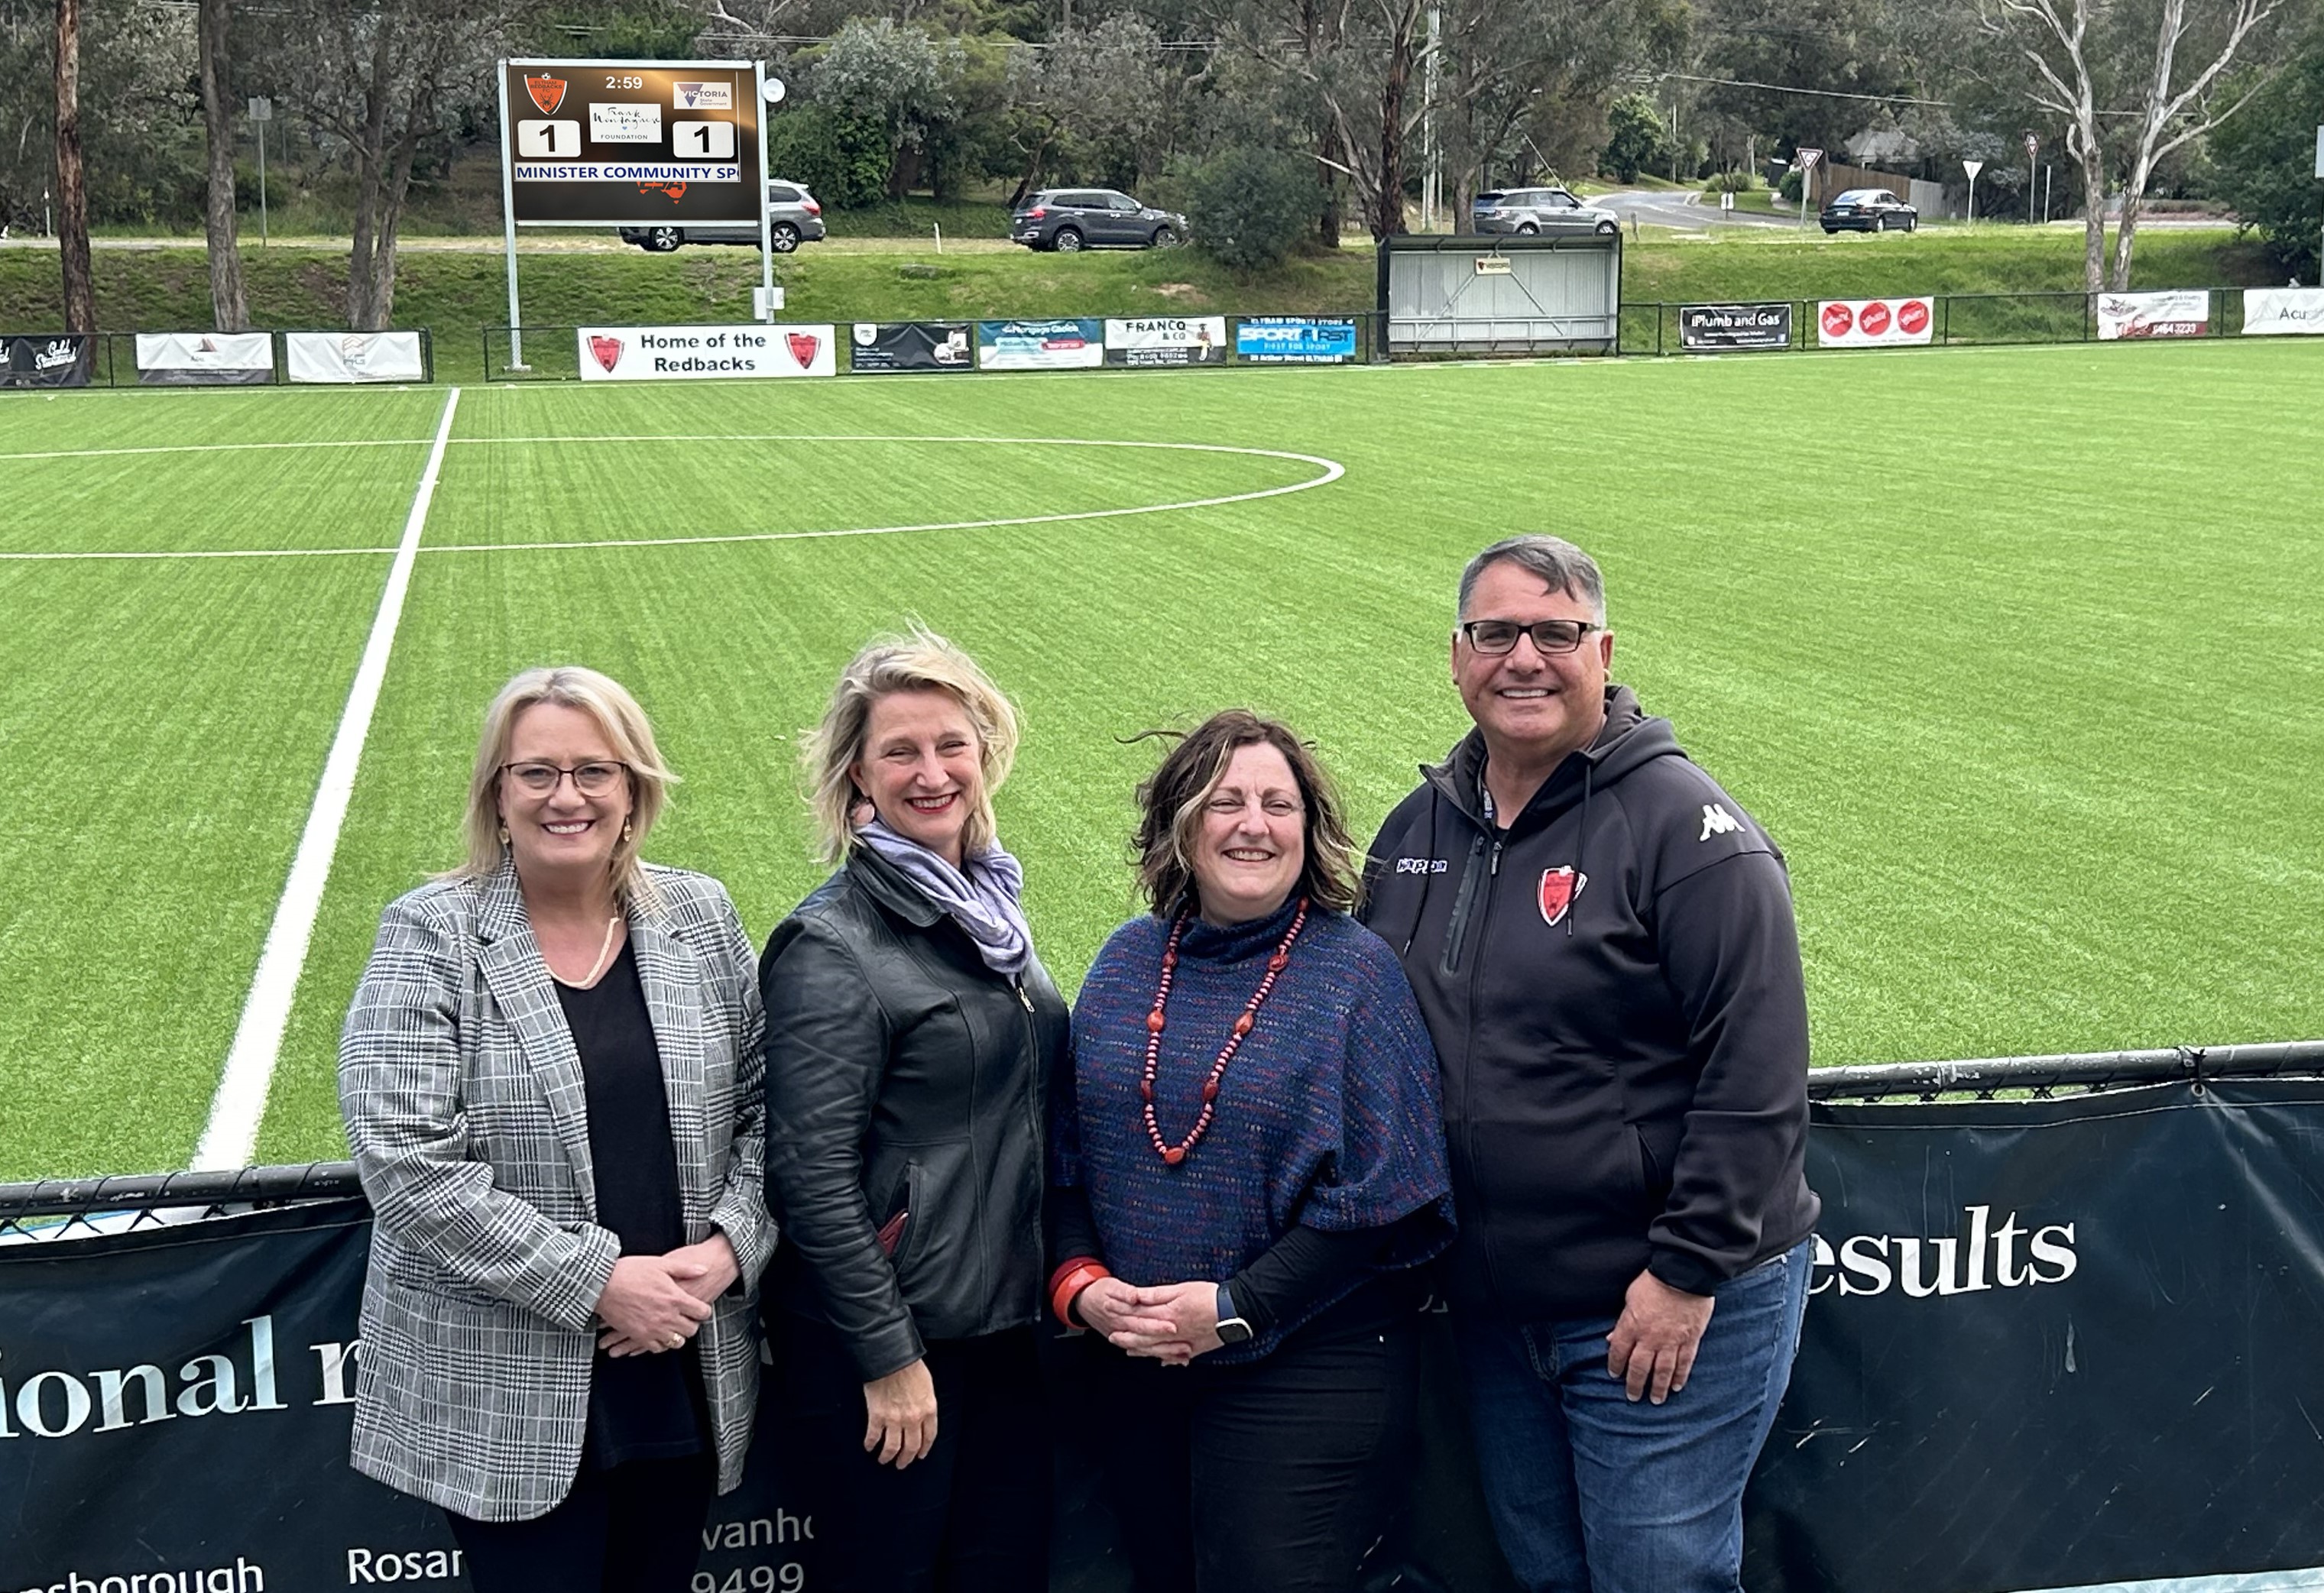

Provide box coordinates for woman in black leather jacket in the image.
[760,627,1069,1592]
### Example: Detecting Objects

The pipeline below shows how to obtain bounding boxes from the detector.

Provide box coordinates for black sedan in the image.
[1010,189,1185,252]
[1820,189,1919,233]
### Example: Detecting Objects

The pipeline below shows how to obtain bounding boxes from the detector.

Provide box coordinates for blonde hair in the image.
[447,666,678,908]
[802,626,1020,865]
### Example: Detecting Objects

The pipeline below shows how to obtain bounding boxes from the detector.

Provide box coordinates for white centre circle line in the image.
[0,434,1347,562]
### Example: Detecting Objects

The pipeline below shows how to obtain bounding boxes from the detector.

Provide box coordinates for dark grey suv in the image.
[619,180,827,253]
[1470,186,1621,238]
[1010,189,1185,252]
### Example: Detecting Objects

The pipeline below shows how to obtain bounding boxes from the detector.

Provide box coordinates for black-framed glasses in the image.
[501,760,628,797]
[1459,618,1606,657]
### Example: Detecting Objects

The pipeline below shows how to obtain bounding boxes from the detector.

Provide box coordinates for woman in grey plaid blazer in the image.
[339,666,773,1593]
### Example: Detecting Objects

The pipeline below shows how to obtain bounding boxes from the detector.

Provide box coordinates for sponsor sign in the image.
[2095,287,2210,340]
[501,60,761,228]
[1816,296,1933,348]
[848,321,974,374]
[11,1081,2324,1593]
[1748,1080,2324,1592]
[2243,286,2324,336]
[1233,316,1359,364]
[1678,302,1792,351]
[135,331,275,386]
[1103,316,1227,367]
[284,331,426,384]
[975,318,1104,371]
[577,322,835,380]
[2,332,94,388]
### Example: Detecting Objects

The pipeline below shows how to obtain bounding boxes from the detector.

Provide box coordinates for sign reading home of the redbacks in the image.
[1679,303,1793,351]
[501,60,761,227]
[578,323,835,380]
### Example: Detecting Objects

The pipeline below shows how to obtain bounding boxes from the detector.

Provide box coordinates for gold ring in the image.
[668,1333,683,1348]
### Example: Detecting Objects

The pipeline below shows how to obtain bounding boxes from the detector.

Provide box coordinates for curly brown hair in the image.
[1129,710,1363,919]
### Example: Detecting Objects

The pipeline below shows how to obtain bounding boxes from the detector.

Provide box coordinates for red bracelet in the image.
[1049,1258,1111,1328]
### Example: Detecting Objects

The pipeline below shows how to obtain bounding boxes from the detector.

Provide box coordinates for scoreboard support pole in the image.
[495,62,528,371]
[754,62,774,322]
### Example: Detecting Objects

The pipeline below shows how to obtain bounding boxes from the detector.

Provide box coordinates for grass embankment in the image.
[0,225,2274,382]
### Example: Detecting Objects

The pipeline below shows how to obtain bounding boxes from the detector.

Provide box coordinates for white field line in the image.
[191,387,462,1171]
[0,438,434,463]
[0,435,1344,562]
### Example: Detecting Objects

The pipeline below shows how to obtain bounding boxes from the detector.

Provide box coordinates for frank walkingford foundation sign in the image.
[10,1080,2324,1593]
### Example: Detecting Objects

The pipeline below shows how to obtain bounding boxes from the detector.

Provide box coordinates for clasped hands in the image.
[1076,1277,1224,1366]
[594,1235,740,1357]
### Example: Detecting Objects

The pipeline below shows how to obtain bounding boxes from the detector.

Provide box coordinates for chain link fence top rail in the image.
[4,1041,2319,1238]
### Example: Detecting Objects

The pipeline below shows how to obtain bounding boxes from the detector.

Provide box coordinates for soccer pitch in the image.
[2,342,2319,1181]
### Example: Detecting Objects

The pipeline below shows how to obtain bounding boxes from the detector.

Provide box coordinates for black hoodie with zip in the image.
[1360,683,1818,1321]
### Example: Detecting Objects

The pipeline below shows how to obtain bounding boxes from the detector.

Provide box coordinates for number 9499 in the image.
[694,1567,803,1593]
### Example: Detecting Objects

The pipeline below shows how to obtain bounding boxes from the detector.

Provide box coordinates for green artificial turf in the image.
[3,343,2320,1180]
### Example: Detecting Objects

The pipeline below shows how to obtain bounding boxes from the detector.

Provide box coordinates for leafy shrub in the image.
[1701,170,1758,195]
[1779,168,1804,204]
[1189,147,1317,271]
[765,106,892,211]
[1601,95,1677,183]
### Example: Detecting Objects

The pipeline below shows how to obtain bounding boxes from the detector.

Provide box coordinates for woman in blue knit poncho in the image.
[1050,709,1455,1593]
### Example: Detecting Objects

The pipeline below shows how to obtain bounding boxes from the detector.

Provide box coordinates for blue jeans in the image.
[1453,1239,1813,1593]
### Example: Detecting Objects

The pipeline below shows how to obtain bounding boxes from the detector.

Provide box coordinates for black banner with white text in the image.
[8,1083,2324,1593]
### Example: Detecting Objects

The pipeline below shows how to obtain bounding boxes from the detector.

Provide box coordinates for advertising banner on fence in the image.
[1816,296,1933,348]
[1681,302,1793,351]
[577,322,835,379]
[1745,1080,2324,1593]
[3,332,93,387]
[285,331,426,384]
[13,1084,2324,1593]
[849,320,974,373]
[2241,286,2324,336]
[976,318,1104,370]
[1103,316,1227,367]
[135,331,274,385]
[1233,316,1359,363]
[2095,288,2210,340]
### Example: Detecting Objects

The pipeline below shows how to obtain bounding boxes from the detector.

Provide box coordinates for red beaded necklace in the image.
[1139,896,1310,1165]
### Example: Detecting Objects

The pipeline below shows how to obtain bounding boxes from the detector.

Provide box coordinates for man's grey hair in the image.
[1457,535,1607,624]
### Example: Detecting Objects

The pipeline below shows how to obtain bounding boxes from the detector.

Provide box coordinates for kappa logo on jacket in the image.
[1699,803,1742,840]
[1538,867,1587,926]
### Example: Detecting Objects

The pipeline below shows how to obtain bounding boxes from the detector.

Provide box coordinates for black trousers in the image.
[446,1453,715,1593]
[1087,1297,1423,1593]
[778,1314,1051,1593]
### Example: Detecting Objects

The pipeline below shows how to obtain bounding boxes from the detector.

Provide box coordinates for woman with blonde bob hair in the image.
[339,665,772,1593]
[760,627,1068,1592]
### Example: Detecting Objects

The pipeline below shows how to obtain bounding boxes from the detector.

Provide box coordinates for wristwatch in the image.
[1214,1283,1254,1345]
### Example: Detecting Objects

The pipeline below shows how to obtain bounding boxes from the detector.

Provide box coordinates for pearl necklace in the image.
[1139,897,1309,1166]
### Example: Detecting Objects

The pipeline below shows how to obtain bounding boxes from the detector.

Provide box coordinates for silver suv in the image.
[1470,187,1620,238]
[619,180,827,253]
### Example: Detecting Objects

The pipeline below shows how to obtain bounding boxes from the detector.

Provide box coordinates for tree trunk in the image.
[358,118,419,328]
[1318,121,1345,246]
[346,40,394,329]
[2078,161,2106,295]
[2107,191,2143,290]
[53,0,95,332]
[1372,15,1413,240]
[198,0,247,332]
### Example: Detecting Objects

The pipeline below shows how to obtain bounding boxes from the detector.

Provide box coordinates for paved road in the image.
[1593,188,1802,232]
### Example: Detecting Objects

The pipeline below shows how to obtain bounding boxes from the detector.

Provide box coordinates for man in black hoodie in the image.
[1363,536,1819,1593]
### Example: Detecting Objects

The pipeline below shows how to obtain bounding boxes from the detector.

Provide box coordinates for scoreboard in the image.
[498,59,764,228]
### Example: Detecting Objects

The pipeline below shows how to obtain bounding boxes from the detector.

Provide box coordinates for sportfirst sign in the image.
[1817,296,1933,348]
[499,60,763,228]
[577,323,835,379]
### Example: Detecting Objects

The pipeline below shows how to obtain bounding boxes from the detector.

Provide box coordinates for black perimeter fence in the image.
[7,1039,2320,1235]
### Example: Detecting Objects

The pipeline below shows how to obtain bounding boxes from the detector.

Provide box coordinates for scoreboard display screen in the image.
[501,59,763,227]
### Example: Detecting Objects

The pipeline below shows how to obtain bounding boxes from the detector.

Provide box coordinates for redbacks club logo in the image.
[1538,866,1587,927]
[786,332,822,369]
[588,335,624,374]
[525,75,566,115]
